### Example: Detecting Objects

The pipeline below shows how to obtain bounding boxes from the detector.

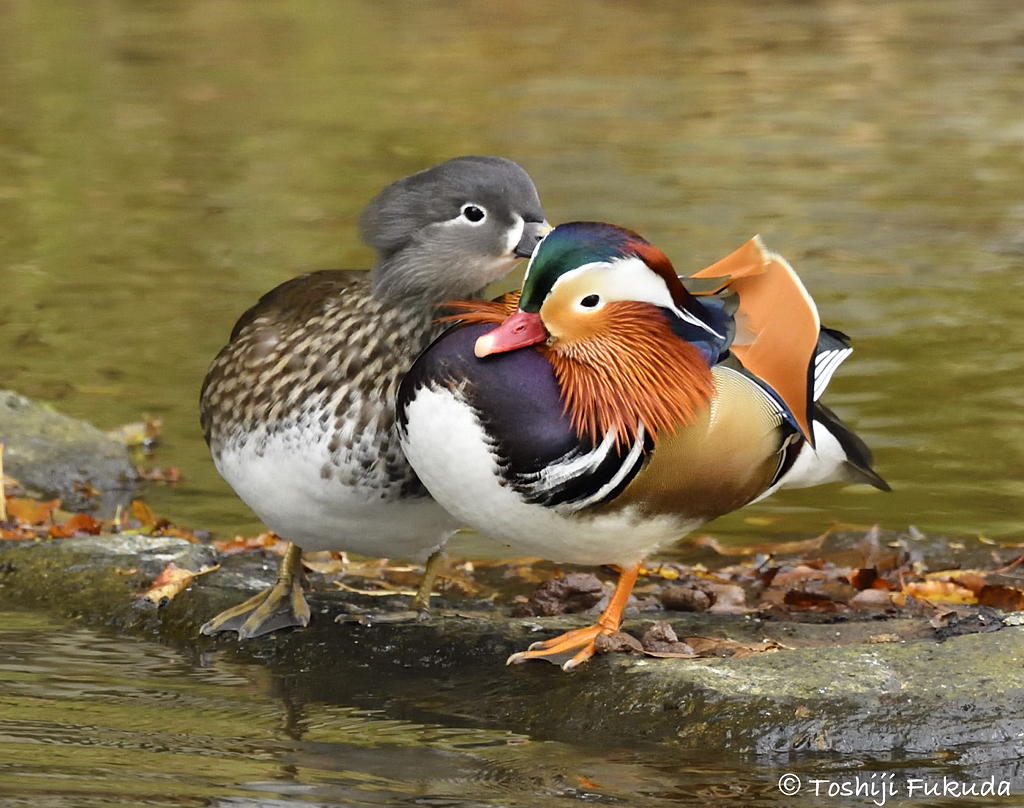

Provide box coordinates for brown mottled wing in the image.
[227,269,367,342]
[200,270,367,443]
[686,238,820,444]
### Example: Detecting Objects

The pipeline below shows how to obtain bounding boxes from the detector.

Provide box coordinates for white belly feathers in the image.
[400,385,699,568]
[216,423,456,560]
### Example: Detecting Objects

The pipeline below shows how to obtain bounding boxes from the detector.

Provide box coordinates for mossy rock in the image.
[0,390,136,513]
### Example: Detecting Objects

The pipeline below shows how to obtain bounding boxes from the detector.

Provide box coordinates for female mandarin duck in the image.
[199,156,548,638]
[397,221,888,670]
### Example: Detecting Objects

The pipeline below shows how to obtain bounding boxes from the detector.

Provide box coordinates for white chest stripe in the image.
[561,422,647,512]
[519,428,618,493]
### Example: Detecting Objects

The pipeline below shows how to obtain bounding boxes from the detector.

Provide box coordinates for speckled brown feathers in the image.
[200,270,442,498]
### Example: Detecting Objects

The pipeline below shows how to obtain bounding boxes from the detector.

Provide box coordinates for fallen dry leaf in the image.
[683,636,785,658]
[5,497,60,525]
[333,581,426,598]
[49,512,103,538]
[783,590,844,611]
[141,562,220,604]
[687,531,827,558]
[213,531,288,556]
[302,550,348,575]
[107,417,162,448]
[129,500,158,532]
[770,564,829,588]
[900,580,977,605]
[976,584,1024,611]
[136,466,182,484]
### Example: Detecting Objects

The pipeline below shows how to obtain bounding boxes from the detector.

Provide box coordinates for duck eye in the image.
[461,204,486,224]
[580,294,601,308]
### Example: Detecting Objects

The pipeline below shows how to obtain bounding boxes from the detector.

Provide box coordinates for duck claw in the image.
[507,623,610,670]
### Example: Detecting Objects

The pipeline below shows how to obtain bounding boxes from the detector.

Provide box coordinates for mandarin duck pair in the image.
[201,157,887,669]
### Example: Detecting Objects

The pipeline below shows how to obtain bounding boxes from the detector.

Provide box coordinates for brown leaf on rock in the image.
[683,636,785,659]
[141,562,220,604]
[770,564,829,588]
[136,466,182,484]
[923,569,988,594]
[783,590,844,611]
[212,531,288,556]
[847,567,890,590]
[686,531,827,557]
[129,500,158,532]
[6,497,60,525]
[976,585,1024,612]
[900,580,977,605]
[49,512,103,538]
[301,551,347,576]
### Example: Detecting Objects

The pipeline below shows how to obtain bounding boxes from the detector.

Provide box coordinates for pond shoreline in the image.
[2,530,1023,776]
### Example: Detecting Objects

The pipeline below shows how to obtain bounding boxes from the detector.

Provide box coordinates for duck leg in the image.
[410,548,446,614]
[507,563,640,671]
[338,548,447,625]
[200,542,310,638]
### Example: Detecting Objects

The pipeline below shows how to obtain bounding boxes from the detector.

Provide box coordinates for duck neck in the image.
[544,305,716,448]
[369,249,489,306]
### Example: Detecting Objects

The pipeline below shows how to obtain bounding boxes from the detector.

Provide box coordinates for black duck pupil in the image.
[580,294,600,308]
[463,205,484,222]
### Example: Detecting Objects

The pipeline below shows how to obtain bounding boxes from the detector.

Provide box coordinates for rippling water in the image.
[3,609,1022,807]
[0,609,790,806]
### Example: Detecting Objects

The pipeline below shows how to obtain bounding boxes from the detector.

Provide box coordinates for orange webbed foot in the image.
[506,623,612,671]
[506,563,641,672]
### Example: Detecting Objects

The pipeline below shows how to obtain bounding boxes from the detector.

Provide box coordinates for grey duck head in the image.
[360,156,548,303]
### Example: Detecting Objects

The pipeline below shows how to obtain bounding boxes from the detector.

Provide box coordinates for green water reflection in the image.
[2,609,1022,807]
[0,2,1022,548]
[0,610,793,806]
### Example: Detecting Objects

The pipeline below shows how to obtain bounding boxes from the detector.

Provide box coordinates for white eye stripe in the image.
[548,257,723,338]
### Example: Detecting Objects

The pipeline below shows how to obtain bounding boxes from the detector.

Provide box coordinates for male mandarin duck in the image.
[199,156,548,638]
[397,221,888,670]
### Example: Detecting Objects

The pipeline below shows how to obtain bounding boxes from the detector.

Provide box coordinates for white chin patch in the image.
[503,214,525,257]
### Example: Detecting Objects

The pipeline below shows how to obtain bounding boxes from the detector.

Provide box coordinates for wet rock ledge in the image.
[0,390,136,513]
[1,531,1023,763]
